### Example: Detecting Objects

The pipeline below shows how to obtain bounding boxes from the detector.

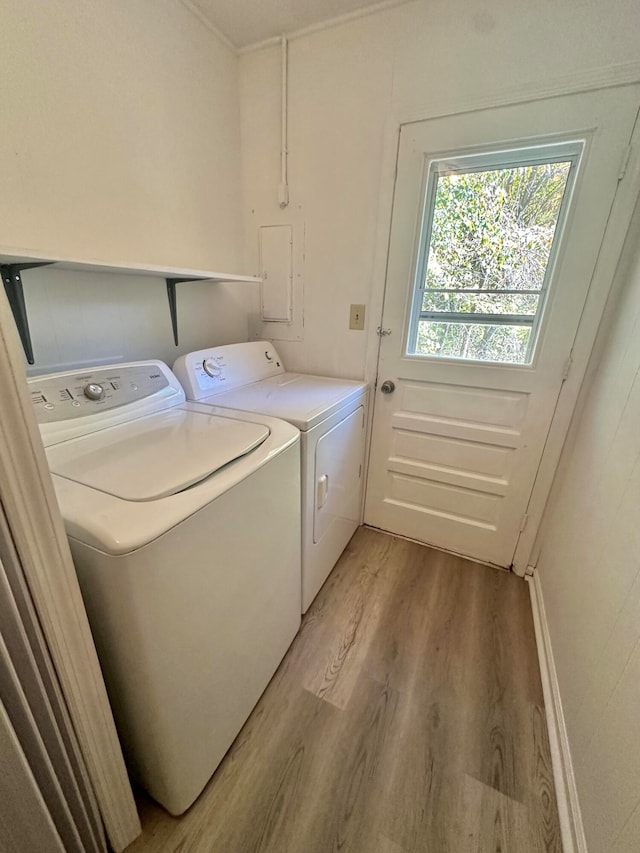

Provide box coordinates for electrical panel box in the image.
[259,225,293,323]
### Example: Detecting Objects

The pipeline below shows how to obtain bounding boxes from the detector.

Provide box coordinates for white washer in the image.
[28,360,301,816]
[174,342,369,613]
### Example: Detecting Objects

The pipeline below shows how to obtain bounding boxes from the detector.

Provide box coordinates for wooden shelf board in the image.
[0,248,261,284]
[0,246,261,363]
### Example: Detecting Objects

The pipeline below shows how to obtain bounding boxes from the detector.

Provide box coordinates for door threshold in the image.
[362,524,512,574]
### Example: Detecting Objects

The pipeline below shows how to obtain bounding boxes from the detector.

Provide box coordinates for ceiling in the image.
[188,0,406,49]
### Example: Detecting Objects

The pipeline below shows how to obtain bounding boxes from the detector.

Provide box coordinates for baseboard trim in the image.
[527,570,588,853]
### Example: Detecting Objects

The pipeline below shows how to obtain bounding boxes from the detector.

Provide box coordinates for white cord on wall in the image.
[278,35,290,208]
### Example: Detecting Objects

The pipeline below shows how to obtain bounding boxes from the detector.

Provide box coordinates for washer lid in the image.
[47,408,270,501]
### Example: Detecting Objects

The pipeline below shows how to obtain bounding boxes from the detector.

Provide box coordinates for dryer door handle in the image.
[317,474,329,509]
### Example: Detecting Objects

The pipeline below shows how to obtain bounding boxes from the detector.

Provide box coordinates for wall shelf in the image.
[0,249,261,364]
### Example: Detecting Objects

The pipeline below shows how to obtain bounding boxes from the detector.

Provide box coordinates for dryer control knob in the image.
[203,358,222,378]
[83,382,105,401]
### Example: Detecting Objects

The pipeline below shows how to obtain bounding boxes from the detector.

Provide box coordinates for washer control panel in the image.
[30,365,170,424]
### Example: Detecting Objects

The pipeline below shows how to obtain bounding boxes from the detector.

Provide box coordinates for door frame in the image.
[362,70,640,576]
[0,291,141,849]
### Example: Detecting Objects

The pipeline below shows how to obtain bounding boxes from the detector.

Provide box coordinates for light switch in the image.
[349,304,366,330]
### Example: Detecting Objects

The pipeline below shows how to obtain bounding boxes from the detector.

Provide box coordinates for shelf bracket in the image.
[1,263,52,364]
[166,277,203,347]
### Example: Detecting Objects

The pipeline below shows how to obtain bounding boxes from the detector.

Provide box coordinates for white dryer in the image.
[28,360,301,816]
[174,342,369,613]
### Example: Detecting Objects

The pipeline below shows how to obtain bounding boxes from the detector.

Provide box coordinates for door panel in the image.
[377,373,532,562]
[365,86,640,566]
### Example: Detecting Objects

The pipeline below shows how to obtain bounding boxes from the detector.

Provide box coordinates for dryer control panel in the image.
[173,341,285,401]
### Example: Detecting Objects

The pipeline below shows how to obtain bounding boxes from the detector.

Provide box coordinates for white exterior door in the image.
[365,87,640,568]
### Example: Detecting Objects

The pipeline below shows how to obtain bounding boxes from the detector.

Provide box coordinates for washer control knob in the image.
[83,382,105,401]
[203,358,222,378]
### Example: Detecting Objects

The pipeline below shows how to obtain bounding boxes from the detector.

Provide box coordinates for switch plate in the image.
[349,304,366,330]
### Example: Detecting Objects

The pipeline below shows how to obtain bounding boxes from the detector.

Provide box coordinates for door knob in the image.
[380,380,395,394]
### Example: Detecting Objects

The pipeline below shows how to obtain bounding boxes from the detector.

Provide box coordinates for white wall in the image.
[5,0,639,375]
[21,269,253,375]
[239,0,640,379]
[535,202,640,853]
[0,0,252,372]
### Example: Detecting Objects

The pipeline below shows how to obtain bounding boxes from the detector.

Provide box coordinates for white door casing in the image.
[0,289,141,850]
[365,87,640,568]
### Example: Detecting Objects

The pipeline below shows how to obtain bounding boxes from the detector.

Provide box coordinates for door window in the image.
[407,142,582,365]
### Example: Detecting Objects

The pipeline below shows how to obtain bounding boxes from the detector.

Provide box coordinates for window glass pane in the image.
[421,291,539,317]
[425,162,571,293]
[417,321,531,364]
[408,153,575,365]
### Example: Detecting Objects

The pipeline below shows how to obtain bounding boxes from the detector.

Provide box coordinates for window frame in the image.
[405,139,584,367]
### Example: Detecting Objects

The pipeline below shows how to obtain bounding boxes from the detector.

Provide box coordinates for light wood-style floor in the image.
[126,527,561,852]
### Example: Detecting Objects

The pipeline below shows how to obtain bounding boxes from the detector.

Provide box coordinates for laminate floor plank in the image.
[372,556,498,852]
[126,527,561,853]
[458,774,530,853]
[301,530,404,709]
[525,704,563,853]
[303,674,401,853]
[466,571,530,804]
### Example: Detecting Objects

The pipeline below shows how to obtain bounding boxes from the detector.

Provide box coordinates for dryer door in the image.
[313,406,365,545]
